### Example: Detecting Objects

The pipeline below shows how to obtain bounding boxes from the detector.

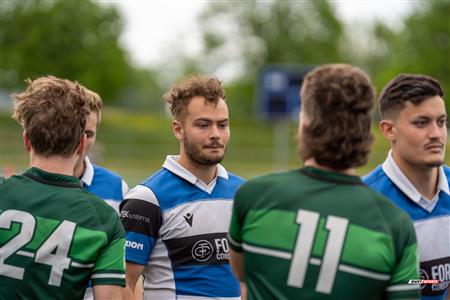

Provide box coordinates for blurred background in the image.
[1,0,449,186]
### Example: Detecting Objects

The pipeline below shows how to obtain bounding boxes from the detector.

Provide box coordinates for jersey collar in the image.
[25,167,81,187]
[382,150,449,212]
[80,156,94,187]
[163,155,228,194]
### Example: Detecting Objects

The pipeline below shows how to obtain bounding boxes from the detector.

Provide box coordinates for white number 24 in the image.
[287,209,349,294]
[0,209,76,286]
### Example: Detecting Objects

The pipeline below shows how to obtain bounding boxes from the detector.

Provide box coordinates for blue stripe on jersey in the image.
[85,164,124,202]
[125,231,156,265]
[141,168,244,211]
[173,264,240,297]
[363,166,450,221]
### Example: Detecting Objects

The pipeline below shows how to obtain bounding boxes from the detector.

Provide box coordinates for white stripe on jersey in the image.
[414,215,450,262]
[125,185,159,207]
[142,238,176,297]
[160,199,233,240]
[243,243,391,281]
[91,273,125,279]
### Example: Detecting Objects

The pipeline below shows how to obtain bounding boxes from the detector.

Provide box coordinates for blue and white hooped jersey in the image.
[120,156,244,300]
[364,153,450,300]
[81,157,128,213]
[81,157,129,300]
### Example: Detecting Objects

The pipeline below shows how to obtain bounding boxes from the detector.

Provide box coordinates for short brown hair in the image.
[300,64,375,170]
[379,74,444,119]
[12,76,90,157]
[163,74,226,120]
[85,89,103,117]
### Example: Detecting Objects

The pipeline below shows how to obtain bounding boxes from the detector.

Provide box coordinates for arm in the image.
[230,248,245,282]
[123,262,145,300]
[93,285,123,300]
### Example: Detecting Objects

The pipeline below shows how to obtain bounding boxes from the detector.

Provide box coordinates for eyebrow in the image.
[194,118,229,122]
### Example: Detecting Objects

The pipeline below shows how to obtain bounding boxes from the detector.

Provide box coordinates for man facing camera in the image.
[364,74,449,300]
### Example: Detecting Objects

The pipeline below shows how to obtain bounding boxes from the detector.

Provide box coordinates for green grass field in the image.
[1,108,449,187]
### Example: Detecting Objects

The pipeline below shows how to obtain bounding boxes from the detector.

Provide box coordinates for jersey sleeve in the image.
[120,185,162,265]
[91,214,126,286]
[385,212,421,300]
[228,184,248,253]
[121,179,129,199]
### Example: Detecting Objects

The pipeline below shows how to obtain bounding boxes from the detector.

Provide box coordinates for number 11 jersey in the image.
[228,167,420,300]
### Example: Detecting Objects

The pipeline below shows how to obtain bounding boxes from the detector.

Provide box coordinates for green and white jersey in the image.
[0,168,126,299]
[228,167,420,300]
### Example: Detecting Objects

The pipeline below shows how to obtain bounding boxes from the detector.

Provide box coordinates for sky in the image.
[106,1,414,67]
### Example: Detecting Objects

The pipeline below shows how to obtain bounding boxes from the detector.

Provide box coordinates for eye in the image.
[437,118,447,127]
[197,123,208,129]
[412,120,427,128]
[85,131,95,138]
[218,123,229,129]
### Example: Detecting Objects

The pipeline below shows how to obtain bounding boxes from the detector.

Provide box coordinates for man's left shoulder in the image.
[92,164,124,181]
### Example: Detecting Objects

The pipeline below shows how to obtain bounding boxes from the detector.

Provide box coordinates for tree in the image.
[370,1,450,112]
[195,0,346,81]
[0,0,133,102]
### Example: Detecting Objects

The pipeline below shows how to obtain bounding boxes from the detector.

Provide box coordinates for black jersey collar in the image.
[299,166,364,186]
[24,167,82,188]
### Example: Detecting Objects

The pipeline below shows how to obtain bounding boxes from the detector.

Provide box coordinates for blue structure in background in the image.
[258,66,313,120]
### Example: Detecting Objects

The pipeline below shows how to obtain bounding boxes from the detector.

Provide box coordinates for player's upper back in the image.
[0,168,125,299]
[230,167,420,300]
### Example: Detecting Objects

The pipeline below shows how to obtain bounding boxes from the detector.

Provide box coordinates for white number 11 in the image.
[287,209,349,294]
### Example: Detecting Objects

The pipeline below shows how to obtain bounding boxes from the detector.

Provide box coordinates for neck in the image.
[391,152,439,200]
[30,152,77,176]
[177,153,217,184]
[73,157,86,178]
[303,158,355,175]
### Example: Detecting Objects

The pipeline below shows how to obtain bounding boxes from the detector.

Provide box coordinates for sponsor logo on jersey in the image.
[183,212,193,227]
[121,210,150,223]
[126,240,144,251]
[192,240,213,261]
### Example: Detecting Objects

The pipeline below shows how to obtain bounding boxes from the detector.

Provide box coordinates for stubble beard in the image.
[183,137,226,166]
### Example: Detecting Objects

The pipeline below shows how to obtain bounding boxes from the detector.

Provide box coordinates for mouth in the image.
[204,144,224,149]
[425,143,443,151]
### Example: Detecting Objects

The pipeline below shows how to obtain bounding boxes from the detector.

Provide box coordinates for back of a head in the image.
[300,64,375,170]
[12,76,90,157]
[163,74,226,121]
[378,73,444,120]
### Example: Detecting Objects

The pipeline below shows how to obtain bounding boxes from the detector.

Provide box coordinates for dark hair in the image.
[300,64,375,170]
[379,74,444,119]
[163,74,226,121]
[12,76,90,157]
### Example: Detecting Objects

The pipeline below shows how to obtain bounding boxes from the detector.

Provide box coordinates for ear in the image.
[76,134,87,157]
[22,131,32,152]
[172,120,184,141]
[379,119,396,142]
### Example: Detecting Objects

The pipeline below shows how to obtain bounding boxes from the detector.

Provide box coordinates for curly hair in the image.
[378,74,444,119]
[85,89,103,120]
[299,64,375,170]
[12,76,90,157]
[163,74,226,121]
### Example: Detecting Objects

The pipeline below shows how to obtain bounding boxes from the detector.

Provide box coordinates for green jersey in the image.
[228,167,420,300]
[0,168,126,299]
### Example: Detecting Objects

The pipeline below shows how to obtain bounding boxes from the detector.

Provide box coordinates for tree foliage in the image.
[196,0,346,81]
[370,1,449,111]
[0,0,133,102]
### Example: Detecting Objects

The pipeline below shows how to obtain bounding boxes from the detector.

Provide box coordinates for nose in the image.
[209,125,221,140]
[428,121,443,139]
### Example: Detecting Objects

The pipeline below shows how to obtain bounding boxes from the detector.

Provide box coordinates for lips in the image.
[425,143,443,150]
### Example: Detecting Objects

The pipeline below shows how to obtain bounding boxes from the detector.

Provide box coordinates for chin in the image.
[424,159,444,168]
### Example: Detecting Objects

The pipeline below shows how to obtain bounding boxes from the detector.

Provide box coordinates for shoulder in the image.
[362,165,386,186]
[92,164,124,182]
